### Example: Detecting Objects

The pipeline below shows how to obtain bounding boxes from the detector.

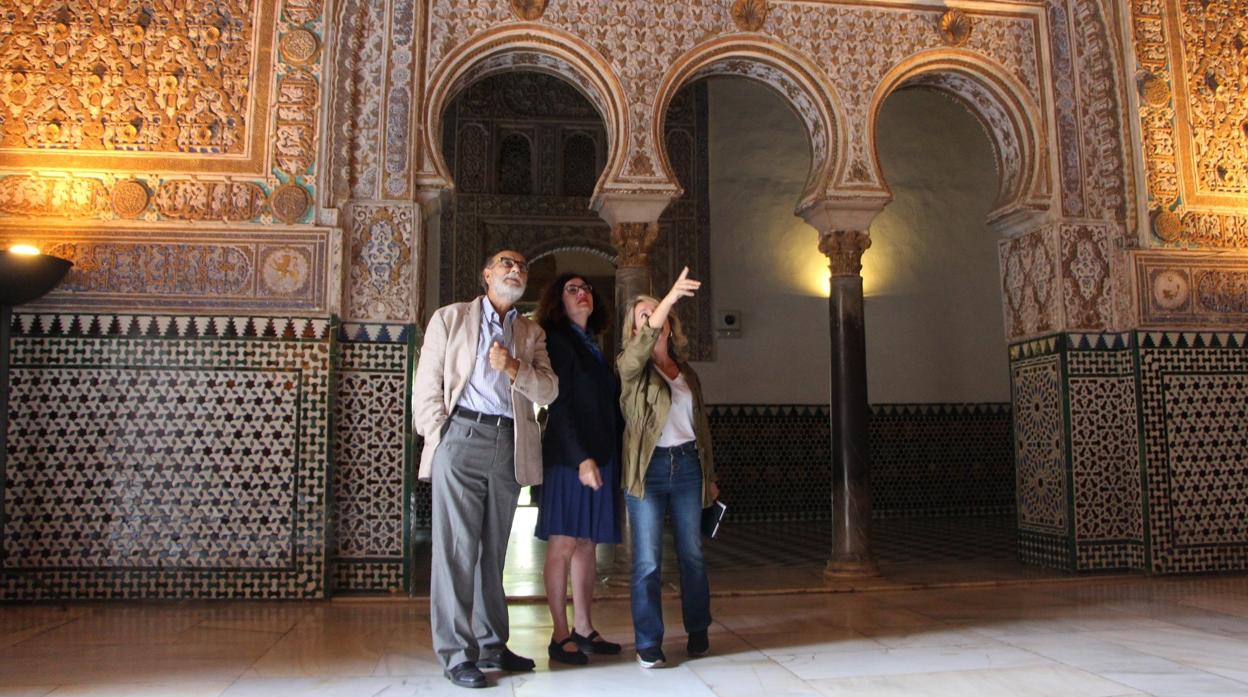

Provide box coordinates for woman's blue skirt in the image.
[535,458,622,544]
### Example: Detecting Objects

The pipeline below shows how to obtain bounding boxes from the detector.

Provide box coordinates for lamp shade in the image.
[0,250,73,306]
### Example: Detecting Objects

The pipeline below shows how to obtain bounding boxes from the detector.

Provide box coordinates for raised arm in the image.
[646,266,700,334]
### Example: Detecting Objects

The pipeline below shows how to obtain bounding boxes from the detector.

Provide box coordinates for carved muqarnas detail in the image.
[612,222,659,267]
[732,0,768,32]
[818,230,871,277]
[509,0,548,21]
[0,1,256,154]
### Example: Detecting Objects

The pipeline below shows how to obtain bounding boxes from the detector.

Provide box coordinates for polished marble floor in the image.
[3,574,1248,696]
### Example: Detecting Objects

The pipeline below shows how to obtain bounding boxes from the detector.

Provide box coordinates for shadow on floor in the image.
[408,514,1126,600]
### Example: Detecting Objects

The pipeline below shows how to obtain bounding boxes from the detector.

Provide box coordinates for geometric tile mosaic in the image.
[331,339,411,594]
[869,404,1014,517]
[2,313,331,600]
[1010,330,1248,575]
[6,367,299,570]
[1138,335,1248,573]
[708,405,831,523]
[1010,355,1067,536]
[1067,339,1144,572]
[1158,373,1247,547]
[333,560,405,595]
[706,404,1015,523]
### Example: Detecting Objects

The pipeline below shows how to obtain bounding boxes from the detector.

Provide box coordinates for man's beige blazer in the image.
[411,297,558,487]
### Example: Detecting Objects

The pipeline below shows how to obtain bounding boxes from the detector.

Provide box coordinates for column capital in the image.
[818,229,871,277]
[592,190,674,227]
[611,222,660,268]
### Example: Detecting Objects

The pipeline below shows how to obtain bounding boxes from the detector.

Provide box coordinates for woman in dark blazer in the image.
[534,272,623,665]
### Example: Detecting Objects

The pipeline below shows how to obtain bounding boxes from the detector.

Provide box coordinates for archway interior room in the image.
[1,1,1246,695]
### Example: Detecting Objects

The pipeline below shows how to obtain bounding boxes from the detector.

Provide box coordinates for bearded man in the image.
[412,249,559,689]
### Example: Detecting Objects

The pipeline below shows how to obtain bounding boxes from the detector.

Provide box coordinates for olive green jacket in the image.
[617,324,716,506]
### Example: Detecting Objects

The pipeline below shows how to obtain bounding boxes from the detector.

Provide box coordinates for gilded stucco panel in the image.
[1132,0,1248,247]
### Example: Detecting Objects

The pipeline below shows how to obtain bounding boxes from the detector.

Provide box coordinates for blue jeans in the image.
[625,441,711,650]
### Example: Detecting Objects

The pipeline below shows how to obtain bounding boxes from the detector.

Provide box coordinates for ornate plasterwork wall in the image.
[417,0,1056,218]
[0,0,334,313]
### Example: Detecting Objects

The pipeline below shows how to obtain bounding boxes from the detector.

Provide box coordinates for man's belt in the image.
[452,407,514,427]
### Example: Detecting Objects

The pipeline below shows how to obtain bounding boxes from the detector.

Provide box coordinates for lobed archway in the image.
[418,24,628,201]
[652,37,844,215]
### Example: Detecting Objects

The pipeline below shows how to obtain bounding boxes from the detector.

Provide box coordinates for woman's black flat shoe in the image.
[572,630,622,655]
[548,636,589,665]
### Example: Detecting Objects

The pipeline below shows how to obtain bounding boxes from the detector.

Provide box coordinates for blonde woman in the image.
[618,268,719,669]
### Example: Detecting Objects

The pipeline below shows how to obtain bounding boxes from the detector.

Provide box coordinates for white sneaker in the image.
[636,646,667,669]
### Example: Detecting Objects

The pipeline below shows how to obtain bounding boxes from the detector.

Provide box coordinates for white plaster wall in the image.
[694,79,1010,404]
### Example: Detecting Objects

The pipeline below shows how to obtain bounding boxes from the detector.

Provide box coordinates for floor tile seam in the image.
[229,609,308,688]
[1162,653,1248,683]
[3,614,82,650]
[727,624,814,687]
[802,662,1143,689]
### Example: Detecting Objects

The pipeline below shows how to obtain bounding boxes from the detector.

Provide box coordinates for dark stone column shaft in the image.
[827,275,876,576]
[819,229,878,578]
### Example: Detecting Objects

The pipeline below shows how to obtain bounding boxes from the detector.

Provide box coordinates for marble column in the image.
[818,229,879,578]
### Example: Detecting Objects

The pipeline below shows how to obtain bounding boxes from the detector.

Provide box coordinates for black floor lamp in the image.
[1,246,72,588]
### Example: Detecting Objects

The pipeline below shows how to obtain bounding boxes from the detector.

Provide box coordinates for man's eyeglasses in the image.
[563,283,593,296]
[493,256,528,274]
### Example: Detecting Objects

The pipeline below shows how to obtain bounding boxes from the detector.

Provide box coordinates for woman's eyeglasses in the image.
[564,283,593,296]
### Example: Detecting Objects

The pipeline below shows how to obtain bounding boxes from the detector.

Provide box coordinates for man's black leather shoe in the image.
[478,648,536,672]
[444,661,487,688]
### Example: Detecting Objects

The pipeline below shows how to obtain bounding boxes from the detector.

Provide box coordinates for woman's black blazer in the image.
[541,323,621,469]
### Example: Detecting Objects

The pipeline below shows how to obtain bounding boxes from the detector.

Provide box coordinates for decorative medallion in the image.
[110,179,150,219]
[1150,208,1183,243]
[260,247,312,296]
[1136,71,1170,108]
[939,10,974,47]
[1151,269,1190,311]
[731,0,768,32]
[279,28,320,65]
[270,183,311,224]
[509,0,548,21]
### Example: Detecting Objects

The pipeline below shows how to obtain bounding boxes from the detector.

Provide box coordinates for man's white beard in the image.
[491,276,525,304]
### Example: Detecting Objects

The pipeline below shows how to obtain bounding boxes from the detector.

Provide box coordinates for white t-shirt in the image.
[657,369,697,447]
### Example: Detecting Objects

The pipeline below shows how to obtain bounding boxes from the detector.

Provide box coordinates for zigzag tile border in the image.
[12,313,332,341]
[339,322,415,343]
